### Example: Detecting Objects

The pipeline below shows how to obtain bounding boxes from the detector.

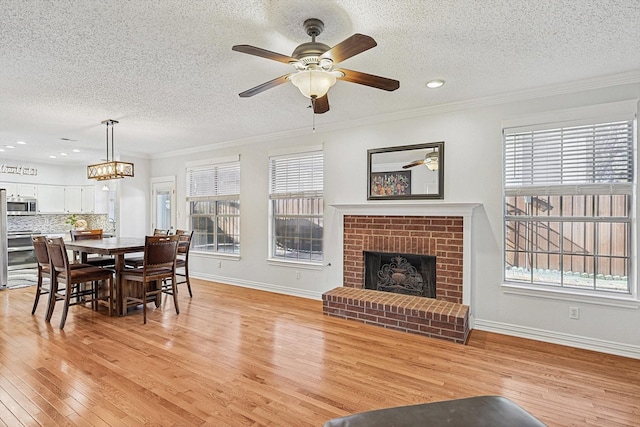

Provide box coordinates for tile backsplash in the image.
[7,214,115,235]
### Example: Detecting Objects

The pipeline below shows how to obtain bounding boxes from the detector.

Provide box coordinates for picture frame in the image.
[367,141,444,200]
[370,171,411,197]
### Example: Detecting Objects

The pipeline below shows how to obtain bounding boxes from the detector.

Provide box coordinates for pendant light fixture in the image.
[87,119,134,181]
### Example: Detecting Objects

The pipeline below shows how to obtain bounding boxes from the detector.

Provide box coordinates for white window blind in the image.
[504,120,634,196]
[269,152,324,199]
[186,162,240,200]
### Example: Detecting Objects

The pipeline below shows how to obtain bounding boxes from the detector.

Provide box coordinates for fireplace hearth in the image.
[364,251,436,298]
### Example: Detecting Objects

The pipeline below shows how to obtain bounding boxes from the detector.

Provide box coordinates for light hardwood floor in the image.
[1,279,639,426]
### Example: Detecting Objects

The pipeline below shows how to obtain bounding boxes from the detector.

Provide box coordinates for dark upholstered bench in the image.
[323,396,546,427]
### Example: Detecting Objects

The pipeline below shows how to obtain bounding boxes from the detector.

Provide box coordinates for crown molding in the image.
[152,70,640,160]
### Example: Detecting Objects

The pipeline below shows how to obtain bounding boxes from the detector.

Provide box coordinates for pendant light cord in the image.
[310,97,316,133]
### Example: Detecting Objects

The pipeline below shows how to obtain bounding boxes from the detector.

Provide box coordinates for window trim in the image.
[186,159,241,255]
[268,150,324,264]
[501,105,637,301]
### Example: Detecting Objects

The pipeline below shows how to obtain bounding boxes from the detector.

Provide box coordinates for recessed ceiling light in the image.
[5,145,16,149]
[0,148,4,152]
[426,79,445,89]
[16,141,26,145]
[49,155,56,159]
[60,152,68,156]
[72,149,80,153]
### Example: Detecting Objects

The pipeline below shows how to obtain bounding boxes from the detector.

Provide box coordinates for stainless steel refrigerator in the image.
[1,189,8,289]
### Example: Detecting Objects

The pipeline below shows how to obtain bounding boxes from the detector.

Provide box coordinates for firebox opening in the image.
[364,251,436,298]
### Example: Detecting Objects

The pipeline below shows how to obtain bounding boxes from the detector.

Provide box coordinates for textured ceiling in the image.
[1,0,639,165]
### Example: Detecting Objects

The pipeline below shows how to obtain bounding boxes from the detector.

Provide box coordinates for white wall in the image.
[149,81,639,358]
[116,155,150,237]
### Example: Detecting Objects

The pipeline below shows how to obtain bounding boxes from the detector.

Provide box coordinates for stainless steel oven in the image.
[7,231,37,271]
[7,197,37,215]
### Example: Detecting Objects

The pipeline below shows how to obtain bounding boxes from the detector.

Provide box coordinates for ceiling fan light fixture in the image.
[290,70,336,99]
[424,160,438,171]
[424,151,439,171]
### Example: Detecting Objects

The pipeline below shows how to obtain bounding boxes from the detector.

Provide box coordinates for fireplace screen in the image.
[364,251,436,298]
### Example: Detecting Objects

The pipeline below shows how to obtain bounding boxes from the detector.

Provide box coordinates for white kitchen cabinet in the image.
[64,186,82,213]
[16,184,37,198]
[37,185,66,213]
[37,184,98,214]
[0,182,36,198]
[0,182,16,197]
[81,186,95,213]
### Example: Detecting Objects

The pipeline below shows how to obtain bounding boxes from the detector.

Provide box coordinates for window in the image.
[504,119,634,294]
[269,151,323,262]
[186,160,240,254]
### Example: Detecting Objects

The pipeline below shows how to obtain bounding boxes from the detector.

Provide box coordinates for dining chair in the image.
[70,229,115,267]
[124,229,174,268]
[121,234,180,324]
[163,230,193,297]
[45,237,114,329]
[31,236,92,317]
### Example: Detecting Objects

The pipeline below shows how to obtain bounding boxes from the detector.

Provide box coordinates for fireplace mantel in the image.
[331,202,482,311]
[330,202,481,218]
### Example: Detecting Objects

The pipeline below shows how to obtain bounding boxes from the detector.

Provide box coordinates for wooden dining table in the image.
[65,237,145,316]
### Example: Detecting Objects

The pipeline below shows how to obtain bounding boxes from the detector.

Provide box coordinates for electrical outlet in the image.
[569,306,580,320]
[295,271,301,279]
[217,260,222,268]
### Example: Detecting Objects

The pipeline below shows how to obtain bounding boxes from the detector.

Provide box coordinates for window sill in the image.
[267,258,324,270]
[191,251,240,261]
[501,282,640,309]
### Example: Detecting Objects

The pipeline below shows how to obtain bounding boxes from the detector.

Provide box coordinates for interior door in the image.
[151,177,176,234]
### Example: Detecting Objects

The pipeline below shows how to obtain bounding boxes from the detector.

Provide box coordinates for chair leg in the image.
[171,274,180,315]
[154,280,161,307]
[45,279,58,322]
[107,277,113,317]
[184,264,192,298]
[92,281,99,311]
[32,268,43,315]
[142,282,147,324]
[59,282,72,329]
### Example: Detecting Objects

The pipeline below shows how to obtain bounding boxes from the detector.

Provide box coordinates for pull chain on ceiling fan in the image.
[232,18,400,114]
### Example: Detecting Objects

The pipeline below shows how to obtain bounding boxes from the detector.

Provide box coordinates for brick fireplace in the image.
[323,203,479,344]
[343,215,464,303]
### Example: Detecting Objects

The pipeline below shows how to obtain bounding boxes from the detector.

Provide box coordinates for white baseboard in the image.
[191,273,325,301]
[474,319,640,360]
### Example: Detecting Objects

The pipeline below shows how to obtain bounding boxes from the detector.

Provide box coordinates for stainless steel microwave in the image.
[6,197,37,215]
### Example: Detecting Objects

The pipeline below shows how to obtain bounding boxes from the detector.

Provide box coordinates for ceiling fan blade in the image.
[320,33,377,63]
[313,94,330,114]
[402,160,424,169]
[232,45,298,65]
[335,68,400,91]
[238,74,294,97]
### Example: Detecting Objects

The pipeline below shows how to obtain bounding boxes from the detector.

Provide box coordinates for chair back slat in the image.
[46,237,71,273]
[71,229,103,241]
[153,229,169,236]
[177,231,193,255]
[32,236,50,267]
[144,235,179,269]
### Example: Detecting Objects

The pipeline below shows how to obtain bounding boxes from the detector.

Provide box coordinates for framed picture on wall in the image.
[370,170,411,197]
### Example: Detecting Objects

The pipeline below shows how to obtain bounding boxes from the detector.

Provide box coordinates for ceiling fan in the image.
[402,150,439,171]
[232,18,399,114]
